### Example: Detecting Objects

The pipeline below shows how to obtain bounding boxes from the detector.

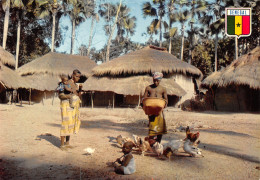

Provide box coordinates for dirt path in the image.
[0,101,259,179]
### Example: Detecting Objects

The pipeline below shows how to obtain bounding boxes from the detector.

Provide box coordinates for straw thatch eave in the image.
[22,73,60,91]
[0,46,15,67]
[92,46,203,79]
[17,52,96,77]
[0,63,30,89]
[83,75,186,96]
[201,46,260,89]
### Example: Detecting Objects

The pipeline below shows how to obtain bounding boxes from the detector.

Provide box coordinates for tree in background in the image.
[31,0,63,52]
[171,10,190,61]
[200,0,226,71]
[165,0,177,54]
[10,0,28,69]
[0,3,55,67]
[2,0,11,49]
[82,0,99,57]
[142,0,167,47]
[63,0,86,55]
[115,4,136,45]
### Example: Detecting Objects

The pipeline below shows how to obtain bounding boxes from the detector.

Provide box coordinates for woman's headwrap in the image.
[153,72,163,80]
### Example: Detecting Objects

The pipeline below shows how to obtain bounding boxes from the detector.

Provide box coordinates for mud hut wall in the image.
[249,88,260,112]
[0,83,7,103]
[81,92,91,107]
[18,89,57,104]
[124,95,139,106]
[93,91,114,106]
[215,86,260,112]
[173,74,194,104]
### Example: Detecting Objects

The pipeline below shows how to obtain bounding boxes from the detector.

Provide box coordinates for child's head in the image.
[60,75,69,84]
[122,142,135,154]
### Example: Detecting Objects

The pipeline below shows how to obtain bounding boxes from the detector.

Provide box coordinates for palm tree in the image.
[115,4,136,45]
[171,10,190,61]
[200,0,225,71]
[166,0,178,53]
[32,0,62,52]
[2,0,11,50]
[176,0,206,63]
[82,0,99,57]
[63,0,86,55]
[105,0,122,62]
[142,0,167,47]
[99,3,117,36]
[11,0,26,70]
[123,16,136,41]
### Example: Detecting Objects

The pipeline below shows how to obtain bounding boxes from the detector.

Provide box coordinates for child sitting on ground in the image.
[113,141,136,175]
[56,75,74,108]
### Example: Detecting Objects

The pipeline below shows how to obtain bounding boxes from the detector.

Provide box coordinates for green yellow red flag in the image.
[225,8,251,38]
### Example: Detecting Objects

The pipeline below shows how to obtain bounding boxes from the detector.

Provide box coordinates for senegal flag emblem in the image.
[225,8,251,38]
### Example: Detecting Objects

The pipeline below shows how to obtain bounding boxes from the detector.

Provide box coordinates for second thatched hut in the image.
[201,46,260,112]
[83,45,202,107]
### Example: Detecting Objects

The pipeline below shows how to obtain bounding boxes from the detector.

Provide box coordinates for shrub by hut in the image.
[17,52,96,104]
[201,47,260,112]
[83,45,202,107]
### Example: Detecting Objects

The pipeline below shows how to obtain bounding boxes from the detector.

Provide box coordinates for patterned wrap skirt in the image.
[148,112,167,136]
[60,95,81,136]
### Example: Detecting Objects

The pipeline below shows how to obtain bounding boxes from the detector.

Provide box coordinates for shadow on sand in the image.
[199,142,260,164]
[199,129,256,138]
[36,134,60,148]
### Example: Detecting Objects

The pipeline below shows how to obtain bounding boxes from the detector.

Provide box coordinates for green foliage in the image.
[0,5,58,67]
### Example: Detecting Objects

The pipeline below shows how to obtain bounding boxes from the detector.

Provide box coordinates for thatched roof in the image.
[202,46,260,89]
[0,46,15,67]
[18,52,96,77]
[92,46,203,79]
[83,75,186,96]
[22,73,60,91]
[0,63,29,89]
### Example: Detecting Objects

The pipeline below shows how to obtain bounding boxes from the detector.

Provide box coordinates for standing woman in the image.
[60,69,82,150]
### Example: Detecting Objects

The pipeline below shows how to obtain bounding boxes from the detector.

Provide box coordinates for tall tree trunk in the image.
[87,17,95,57]
[15,18,21,70]
[169,36,172,54]
[71,19,76,55]
[2,0,10,49]
[51,13,56,52]
[235,36,238,59]
[180,24,185,61]
[214,33,218,72]
[159,15,162,47]
[188,0,195,64]
[168,18,172,54]
[106,0,122,62]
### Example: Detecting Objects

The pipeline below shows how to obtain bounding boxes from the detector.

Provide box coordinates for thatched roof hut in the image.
[22,73,60,91]
[92,45,203,79]
[18,52,96,77]
[83,46,204,107]
[201,47,260,112]
[83,75,186,96]
[0,46,15,67]
[0,62,29,90]
[202,46,260,89]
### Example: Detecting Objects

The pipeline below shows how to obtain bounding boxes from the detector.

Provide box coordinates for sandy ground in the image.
[0,99,260,180]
